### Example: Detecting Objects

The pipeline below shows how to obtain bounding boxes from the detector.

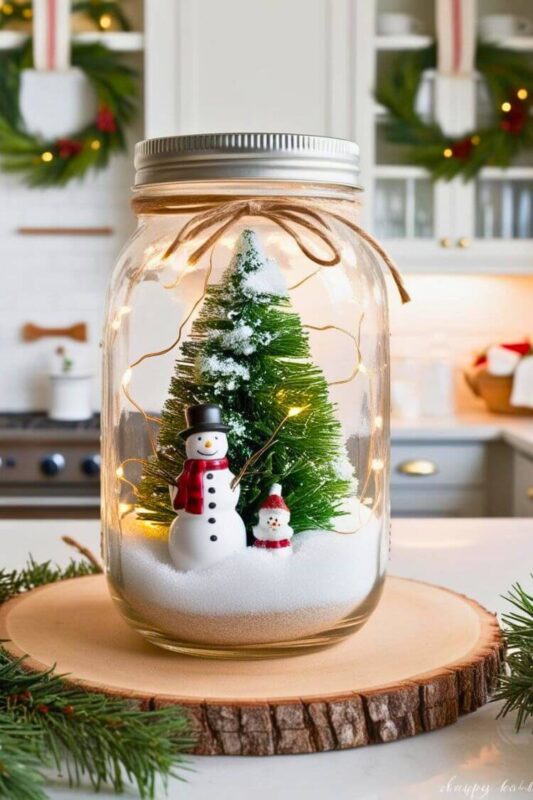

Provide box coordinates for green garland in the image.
[495,576,533,733]
[0,1,130,32]
[0,553,193,799]
[376,42,533,181]
[0,40,137,186]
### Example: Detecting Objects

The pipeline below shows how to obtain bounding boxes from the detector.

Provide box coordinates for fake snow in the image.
[219,323,256,355]
[113,501,386,646]
[199,354,250,391]
[232,229,288,300]
[332,453,357,483]
[241,258,288,300]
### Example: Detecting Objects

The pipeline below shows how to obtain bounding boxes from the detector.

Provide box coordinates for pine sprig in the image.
[0,555,98,604]
[0,652,193,798]
[0,551,194,798]
[495,577,533,733]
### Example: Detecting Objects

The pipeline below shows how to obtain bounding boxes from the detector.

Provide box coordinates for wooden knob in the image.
[439,237,452,248]
[457,237,470,249]
[397,459,438,477]
[22,322,87,342]
[527,487,533,500]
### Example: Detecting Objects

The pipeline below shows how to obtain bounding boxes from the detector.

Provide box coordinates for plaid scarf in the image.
[173,458,229,515]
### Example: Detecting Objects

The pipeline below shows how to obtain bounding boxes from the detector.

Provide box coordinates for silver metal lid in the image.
[134,133,360,188]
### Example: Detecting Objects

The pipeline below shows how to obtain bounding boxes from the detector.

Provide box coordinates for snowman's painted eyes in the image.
[215,436,219,440]
[197,436,201,441]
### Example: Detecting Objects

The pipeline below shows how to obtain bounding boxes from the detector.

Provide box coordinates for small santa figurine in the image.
[252,484,294,556]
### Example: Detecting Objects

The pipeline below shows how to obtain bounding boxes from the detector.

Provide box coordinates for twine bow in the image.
[132,195,410,303]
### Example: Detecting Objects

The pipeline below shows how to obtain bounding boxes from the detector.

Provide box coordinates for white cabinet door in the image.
[145,0,355,139]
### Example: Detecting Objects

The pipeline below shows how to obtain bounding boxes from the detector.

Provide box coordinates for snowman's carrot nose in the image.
[204,440,213,448]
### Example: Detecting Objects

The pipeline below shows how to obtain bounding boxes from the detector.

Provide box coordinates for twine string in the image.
[132,195,410,304]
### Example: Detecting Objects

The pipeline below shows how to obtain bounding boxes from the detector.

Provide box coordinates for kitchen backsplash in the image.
[0,129,139,411]
[389,273,533,412]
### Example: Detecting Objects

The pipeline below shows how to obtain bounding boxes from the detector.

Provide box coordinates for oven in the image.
[0,414,100,519]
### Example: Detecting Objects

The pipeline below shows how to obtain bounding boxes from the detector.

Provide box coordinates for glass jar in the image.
[102,133,400,659]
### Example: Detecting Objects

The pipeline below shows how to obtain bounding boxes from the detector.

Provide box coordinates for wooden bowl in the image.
[464,369,533,416]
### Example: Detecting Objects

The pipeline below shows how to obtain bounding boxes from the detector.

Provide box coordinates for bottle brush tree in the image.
[137,228,354,533]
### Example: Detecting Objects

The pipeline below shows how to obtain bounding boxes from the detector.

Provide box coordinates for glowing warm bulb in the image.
[471,135,481,146]
[501,101,511,112]
[111,319,120,331]
[374,415,383,430]
[41,151,53,162]
[122,368,132,387]
[517,88,528,101]
[90,139,101,151]
[287,406,303,417]
[118,306,131,317]
[443,147,453,158]
[371,458,385,472]
[363,497,373,506]
[358,363,368,375]
[116,466,124,478]
[99,13,112,29]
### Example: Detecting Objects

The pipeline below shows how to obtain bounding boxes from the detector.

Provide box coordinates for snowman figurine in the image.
[252,484,294,556]
[168,404,246,571]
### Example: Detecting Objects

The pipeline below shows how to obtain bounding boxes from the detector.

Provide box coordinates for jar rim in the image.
[134,133,360,189]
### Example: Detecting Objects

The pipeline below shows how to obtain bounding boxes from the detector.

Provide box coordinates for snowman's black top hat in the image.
[179,404,230,439]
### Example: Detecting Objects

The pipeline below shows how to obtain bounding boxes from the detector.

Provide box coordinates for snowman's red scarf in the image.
[173,458,229,515]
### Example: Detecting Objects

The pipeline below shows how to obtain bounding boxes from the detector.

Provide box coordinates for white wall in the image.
[0,139,138,411]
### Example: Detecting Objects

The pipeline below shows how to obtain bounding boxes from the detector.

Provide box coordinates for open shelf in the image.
[0,30,144,52]
[375,34,433,50]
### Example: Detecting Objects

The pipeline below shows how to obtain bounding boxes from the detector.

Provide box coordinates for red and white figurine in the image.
[168,404,246,572]
[253,484,294,556]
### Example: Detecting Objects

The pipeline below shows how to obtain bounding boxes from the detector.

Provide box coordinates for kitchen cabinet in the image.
[513,450,533,516]
[358,0,533,272]
[391,441,489,517]
[143,0,532,274]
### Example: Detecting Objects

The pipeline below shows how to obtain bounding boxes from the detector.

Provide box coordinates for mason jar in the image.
[102,133,403,659]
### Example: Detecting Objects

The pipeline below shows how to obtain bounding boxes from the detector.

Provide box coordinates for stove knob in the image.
[40,453,66,477]
[81,454,101,477]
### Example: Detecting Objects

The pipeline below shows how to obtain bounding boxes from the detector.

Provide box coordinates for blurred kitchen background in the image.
[1,0,533,519]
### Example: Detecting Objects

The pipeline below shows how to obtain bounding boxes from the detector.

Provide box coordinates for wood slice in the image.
[0,575,503,756]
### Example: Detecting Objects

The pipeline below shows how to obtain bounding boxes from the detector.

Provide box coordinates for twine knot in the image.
[246,200,262,215]
[131,194,410,303]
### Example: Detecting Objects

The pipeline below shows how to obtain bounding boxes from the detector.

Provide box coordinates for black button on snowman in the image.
[168,403,293,571]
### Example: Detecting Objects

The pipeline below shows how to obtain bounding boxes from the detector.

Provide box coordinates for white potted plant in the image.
[49,346,92,422]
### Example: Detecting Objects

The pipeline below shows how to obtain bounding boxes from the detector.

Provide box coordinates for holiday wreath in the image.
[0,40,137,186]
[376,42,533,181]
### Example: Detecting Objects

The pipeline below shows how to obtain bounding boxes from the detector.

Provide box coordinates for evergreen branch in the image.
[0,547,195,798]
[0,556,99,605]
[495,576,533,733]
[0,651,194,799]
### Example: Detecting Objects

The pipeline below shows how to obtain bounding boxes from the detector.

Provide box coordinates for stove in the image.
[0,413,101,518]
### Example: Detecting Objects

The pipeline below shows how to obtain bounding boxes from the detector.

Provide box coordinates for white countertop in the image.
[392,412,533,455]
[1,517,532,800]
